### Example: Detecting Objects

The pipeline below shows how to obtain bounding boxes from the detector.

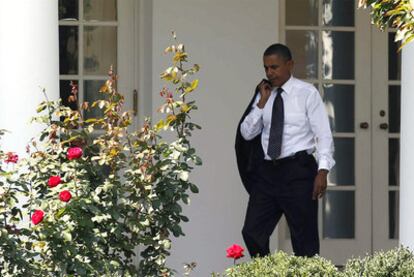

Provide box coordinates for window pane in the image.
[323,191,355,239]
[286,0,318,26]
[84,26,117,75]
[389,139,400,187]
[59,0,78,20]
[389,85,401,133]
[84,80,107,120]
[328,138,354,186]
[389,191,399,239]
[322,31,355,80]
[60,80,78,111]
[323,84,354,132]
[323,0,354,27]
[388,32,401,80]
[59,26,79,75]
[84,0,117,21]
[286,30,318,79]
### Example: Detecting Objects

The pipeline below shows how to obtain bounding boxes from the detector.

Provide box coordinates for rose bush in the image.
[0,34,201,276]
[1,129,39,276]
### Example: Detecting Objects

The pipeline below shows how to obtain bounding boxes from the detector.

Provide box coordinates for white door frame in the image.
[277,0,375,265]
[371,26,400,252]
[119,0,153,131]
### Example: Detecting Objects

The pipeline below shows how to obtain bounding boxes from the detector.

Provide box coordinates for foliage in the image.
[359,0,414,48]
[342,247,414,277]
[0,130,39,276]
[220,251,338,277]
[219,247,414,277]
[0,34,201,276]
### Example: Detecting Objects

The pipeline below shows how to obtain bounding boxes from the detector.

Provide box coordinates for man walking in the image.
[235,43,335,257]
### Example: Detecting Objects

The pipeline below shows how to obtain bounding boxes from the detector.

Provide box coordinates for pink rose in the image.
[59,190,72,202]
[67,147,83,160]
[48,176,61,188]
[31,210,44,225]
[5,152,18,163]
[226,244,245,260]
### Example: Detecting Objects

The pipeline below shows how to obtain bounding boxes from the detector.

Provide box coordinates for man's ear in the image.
[287,59,294,70]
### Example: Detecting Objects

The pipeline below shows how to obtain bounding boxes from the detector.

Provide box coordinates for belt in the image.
[263,150,310,166]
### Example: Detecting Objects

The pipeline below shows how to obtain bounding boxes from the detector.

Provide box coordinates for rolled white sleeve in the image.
[240,95,264,141]
[306,88,335,171]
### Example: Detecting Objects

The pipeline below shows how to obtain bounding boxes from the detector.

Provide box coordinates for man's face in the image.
[263,54,293,87]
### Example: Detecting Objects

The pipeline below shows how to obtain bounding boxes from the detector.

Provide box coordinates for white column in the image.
[399,42,414,250]
[0,1,59,154]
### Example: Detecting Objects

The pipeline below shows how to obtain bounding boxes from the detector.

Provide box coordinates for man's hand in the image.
[257,80,272,109]
[312,169,328,200]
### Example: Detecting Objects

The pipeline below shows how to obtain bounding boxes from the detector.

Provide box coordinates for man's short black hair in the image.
[263,43,292,61]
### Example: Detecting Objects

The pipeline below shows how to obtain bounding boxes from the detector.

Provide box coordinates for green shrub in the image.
[222,251,338,277]
[220,247,414,277]
[342,247,414,277]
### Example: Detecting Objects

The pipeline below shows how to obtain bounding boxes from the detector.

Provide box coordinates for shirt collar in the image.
[278,75,294,95]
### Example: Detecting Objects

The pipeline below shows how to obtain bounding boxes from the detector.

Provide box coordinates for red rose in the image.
[5,152,18,163]
[59,190,72,202]
[226,244,245,260]
[31,210,44,225]
[67,147,83,160]
[48,176,61,188]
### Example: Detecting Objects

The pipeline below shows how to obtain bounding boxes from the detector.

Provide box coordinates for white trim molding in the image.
[399,41,414,250]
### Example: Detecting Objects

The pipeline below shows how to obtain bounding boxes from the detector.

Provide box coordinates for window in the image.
[59,0,118,119]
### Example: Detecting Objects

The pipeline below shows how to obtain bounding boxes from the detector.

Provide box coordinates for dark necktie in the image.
[267,87,284,160]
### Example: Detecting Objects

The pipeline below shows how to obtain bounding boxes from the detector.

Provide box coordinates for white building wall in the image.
[153,0,279,275]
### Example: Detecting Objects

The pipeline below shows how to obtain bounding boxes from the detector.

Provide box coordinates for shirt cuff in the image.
[318,159,331,171]
[250,105,264,118]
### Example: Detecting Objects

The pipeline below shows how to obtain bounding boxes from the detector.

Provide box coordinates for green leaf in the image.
[110,209,121,220]
[62,230,72,242]
[194,156,202,166]
[39,132,49,142]
[187,148,196,155]
[54,208,66,219]
[171,203,182,213]
[184,79,199,93]
[153,199,162,209]
[85,118,98,123]
[189,184,199,193]
[182,194,190,205]
[36,102,47,113]
[170,224,184,237]
[60,135,80,146]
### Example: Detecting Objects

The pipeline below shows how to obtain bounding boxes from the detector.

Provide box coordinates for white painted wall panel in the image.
[153,1,279,275]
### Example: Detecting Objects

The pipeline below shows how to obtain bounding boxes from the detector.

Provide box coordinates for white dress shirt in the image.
[240,76,335,171]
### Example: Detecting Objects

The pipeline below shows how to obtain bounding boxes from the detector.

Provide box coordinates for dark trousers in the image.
[242,152,319,258]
